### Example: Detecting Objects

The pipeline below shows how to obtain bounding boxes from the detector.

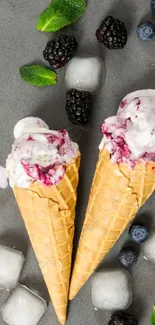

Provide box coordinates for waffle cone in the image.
[13,154,80,325]
[69,148,155,300]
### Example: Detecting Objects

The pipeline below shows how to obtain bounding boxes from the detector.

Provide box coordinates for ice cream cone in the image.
[69,148,155,300]
[13,154,80,325]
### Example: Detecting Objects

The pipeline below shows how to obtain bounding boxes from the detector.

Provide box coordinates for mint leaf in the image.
[37,0,86,32]
[19,65,57,87]
[151,307,155,325]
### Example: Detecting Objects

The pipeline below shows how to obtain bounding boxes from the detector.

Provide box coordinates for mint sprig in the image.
[151,307,155,325]
[19,65,57,87]
[37,0,86,32]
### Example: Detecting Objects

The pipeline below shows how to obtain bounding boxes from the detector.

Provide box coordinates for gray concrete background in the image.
[1,0,155,324]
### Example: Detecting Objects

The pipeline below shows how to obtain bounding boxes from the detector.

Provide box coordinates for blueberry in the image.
[129,224,149,243]
[137,21,155,40]
[151,0,155,11]
[119,248,138,268]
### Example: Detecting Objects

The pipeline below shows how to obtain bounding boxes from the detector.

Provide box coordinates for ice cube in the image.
[65,56,105,93]
[2,285,47,325]
[143,227,155,262]
[91,269,132,310]
[0,244,25,290]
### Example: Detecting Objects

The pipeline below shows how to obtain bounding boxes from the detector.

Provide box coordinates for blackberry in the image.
[66,89,92,125]
[108,311,138,325]
[96,16,128,49]
[43,35,78,69]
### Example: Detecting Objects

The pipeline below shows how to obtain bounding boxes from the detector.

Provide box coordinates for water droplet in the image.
[143,255,148,260]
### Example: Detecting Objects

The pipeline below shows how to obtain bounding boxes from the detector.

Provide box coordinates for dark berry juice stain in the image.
[27,136,34,141]
[120,99,127,108]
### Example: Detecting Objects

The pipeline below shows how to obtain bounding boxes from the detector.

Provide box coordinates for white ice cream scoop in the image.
[100,89,155,166]
[7,119,79,188]
[13,117,49,139]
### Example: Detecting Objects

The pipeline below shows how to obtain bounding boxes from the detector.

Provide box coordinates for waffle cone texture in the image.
[13,154,80,325]
[69,147,155,300]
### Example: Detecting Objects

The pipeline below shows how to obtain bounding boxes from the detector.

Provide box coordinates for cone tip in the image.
[58,315,66,325]
[69,289,76,300]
